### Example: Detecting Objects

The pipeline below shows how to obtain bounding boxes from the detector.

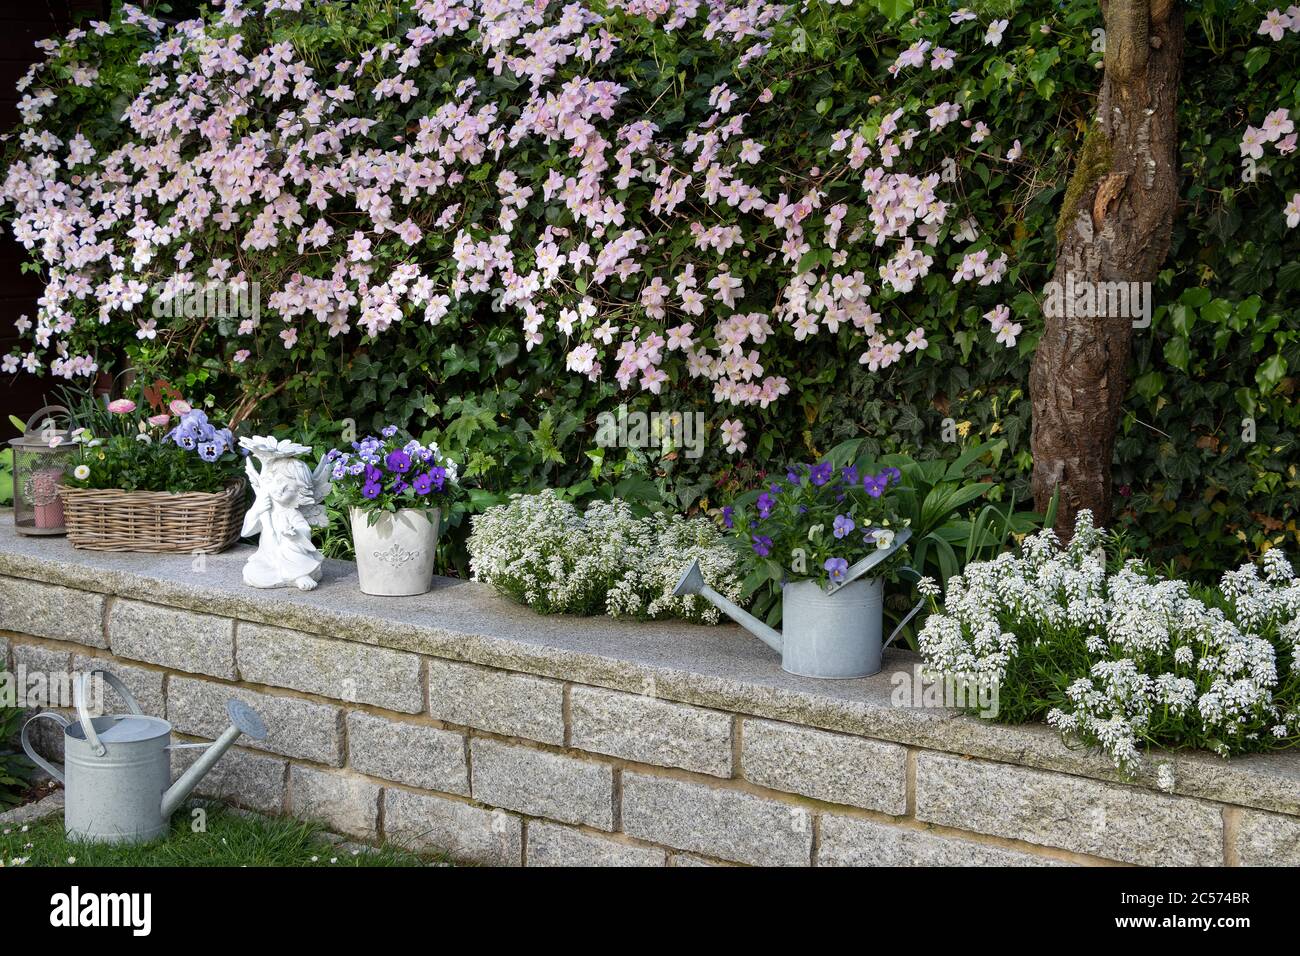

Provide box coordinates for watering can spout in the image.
[161,700,268,819]
[673,560,784,654]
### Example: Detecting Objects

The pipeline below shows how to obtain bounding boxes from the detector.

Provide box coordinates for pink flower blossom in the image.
[719,418,746,455]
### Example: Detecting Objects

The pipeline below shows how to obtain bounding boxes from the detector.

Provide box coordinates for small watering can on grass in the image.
[675,529,923,679]
[20,669,268,844]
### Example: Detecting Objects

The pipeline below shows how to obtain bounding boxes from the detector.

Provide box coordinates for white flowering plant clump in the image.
[917,511,1300,773]
[467,489,744,623]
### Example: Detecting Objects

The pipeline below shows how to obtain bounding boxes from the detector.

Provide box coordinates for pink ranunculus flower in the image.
[106,399,136,414]
[147,413,171,427]
[169,399,192,416]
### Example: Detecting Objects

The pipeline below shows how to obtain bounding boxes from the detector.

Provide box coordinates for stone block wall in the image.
[2,538,1298,867]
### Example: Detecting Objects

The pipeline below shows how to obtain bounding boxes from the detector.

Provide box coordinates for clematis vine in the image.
[1,0,1031,440]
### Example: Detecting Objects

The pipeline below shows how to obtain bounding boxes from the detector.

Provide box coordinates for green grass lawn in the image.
[0,801,433,867]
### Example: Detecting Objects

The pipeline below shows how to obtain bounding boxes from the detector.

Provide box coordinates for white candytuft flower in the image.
[467,489,744,624]
[918,512,1300,773]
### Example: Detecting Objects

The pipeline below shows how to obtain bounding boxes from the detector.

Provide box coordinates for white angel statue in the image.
[239,436,333,591]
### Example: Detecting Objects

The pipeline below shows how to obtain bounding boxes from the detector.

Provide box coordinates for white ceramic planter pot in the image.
[350,507,441,596]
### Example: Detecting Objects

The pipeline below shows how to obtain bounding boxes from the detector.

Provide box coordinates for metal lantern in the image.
[8,404,75,536]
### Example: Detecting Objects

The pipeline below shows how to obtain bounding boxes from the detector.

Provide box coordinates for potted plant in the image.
[325,428,459,596]
[60,392,245,553]
[675,458,910,678]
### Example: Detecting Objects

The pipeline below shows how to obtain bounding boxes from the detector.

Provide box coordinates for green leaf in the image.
[1201,298,1232,326]
[1164,336,1191,372]
[1132,370,1166,401]
[1244,46,1271,76]
[873,0,914,22]
[1256,353,1288,391]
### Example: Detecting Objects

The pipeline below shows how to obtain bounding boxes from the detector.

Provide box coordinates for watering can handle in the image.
[24,404,70,432]
[883,594,928,653]
[75,669,145,758]
[20,712,69,783]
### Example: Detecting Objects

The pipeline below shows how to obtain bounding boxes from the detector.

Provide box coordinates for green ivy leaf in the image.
[1244,46,1271,76]
[1256,353,1287,391]
[1164,336,1191,372]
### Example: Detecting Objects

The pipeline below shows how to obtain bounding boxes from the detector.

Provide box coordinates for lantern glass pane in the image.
[11,441,74,534]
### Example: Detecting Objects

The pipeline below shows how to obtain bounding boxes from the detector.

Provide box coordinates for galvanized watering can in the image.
[20,669,268,844]
[675,529,921,679]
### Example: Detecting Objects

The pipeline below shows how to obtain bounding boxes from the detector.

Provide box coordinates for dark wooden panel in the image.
[0,0,109,439]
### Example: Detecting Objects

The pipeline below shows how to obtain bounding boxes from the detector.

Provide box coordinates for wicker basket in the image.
[60,481,247,554]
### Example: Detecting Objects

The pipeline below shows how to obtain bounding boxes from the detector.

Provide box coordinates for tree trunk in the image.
[1029,0,1184,537]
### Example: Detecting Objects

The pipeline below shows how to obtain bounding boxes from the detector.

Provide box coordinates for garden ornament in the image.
[673,529,917,679]
[7,404,75,536]
[20,669,268,844]
[239,435,333,590]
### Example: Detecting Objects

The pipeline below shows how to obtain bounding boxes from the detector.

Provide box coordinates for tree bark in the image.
[1029,0,1184,537]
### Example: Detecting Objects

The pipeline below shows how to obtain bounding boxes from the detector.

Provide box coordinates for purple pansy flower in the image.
[862,472,888,498]
[824,557,849,583]
[385,449,412,474]
[721,505,735,530]
[752,534,774,557]
[809,461,833,486]
[361,481,382,499]
[756,492,775,519]
[833,514,855,539]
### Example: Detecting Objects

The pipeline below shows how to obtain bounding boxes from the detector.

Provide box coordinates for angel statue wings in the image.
[239,436,333,591]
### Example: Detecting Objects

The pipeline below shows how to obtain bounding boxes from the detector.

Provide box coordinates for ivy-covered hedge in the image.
[1,0,1297,578]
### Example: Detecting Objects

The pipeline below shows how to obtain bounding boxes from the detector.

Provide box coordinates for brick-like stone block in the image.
[72,654,165,718]
[426,659,563,744]
[11,642,72,708]
[290,766,380,839]
[916,752,1221,866]
[818,814,1065,866]
[569,686,732,777]
[384,788,521,865]
[238,622,422,713]
[346,712,468,795]
[742,719,907,814]
[168,677,343,765]
[1235,810,1300,866]
[0,635,10,668]
[471,739,613,830]
[109,599,234,679]
[172,745,286,815]
[621,772,813,866]
[0,577,106,647]
[526,821,665,867]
